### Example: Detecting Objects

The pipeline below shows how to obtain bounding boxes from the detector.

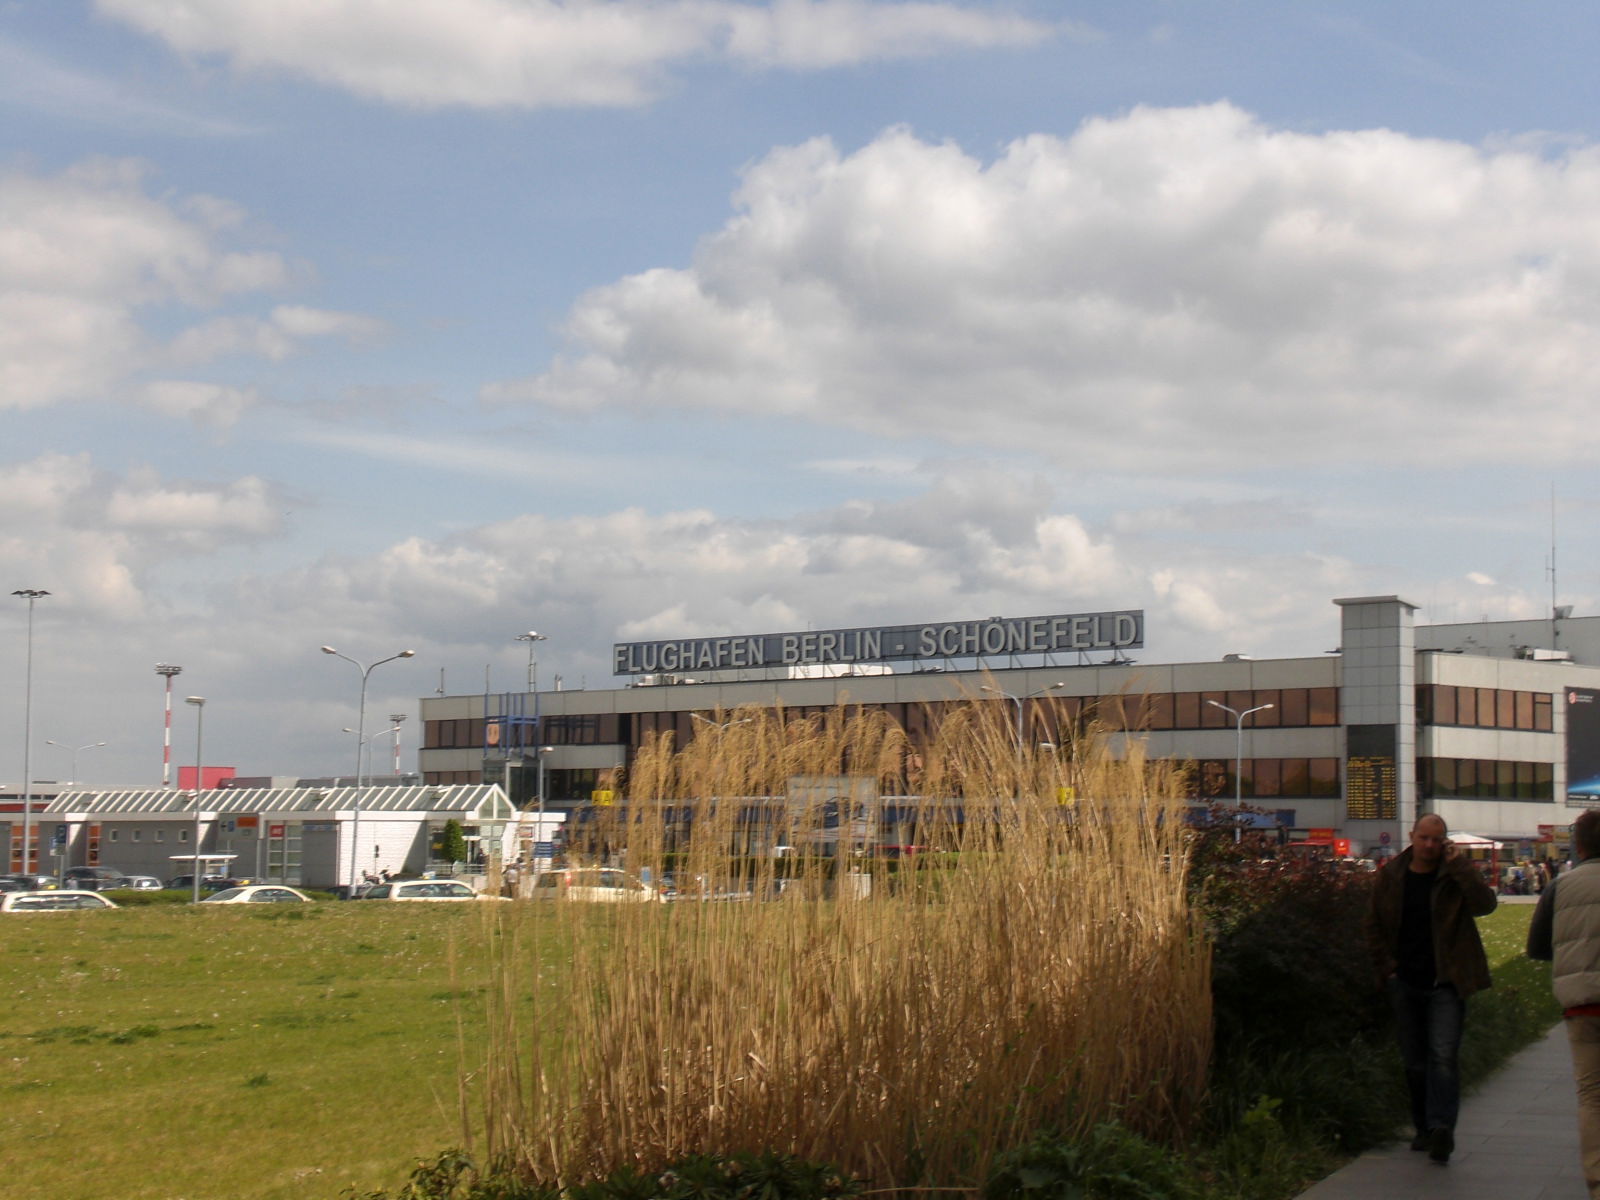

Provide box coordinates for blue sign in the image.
[533,841,554,859]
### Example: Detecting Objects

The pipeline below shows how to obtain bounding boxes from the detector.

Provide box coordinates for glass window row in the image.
[1416,685,1553,732]
[426,688,1342,755]
[1417,757,1554,801]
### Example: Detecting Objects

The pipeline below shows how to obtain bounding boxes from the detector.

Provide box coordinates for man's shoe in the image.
[1409,1133,1429,1152]
[1427,1127,1454,1164]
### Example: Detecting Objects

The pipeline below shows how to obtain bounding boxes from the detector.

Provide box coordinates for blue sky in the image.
[5,0,1600,787]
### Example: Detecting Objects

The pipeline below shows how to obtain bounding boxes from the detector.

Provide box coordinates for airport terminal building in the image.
[418,595,1600,863]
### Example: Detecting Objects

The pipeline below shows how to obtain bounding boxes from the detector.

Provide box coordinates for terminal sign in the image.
[613,610,1144,676]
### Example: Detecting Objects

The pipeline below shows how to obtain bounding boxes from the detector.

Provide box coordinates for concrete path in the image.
[1297,1021,1587,1199]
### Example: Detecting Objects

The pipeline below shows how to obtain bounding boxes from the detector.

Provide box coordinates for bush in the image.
[985,1122,1202,1200]
[344,1149,860,1200]
[101,888,192,906]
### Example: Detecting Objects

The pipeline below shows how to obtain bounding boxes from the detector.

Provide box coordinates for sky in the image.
[5,0,1600,788]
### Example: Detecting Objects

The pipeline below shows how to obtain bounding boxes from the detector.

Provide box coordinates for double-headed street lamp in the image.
[343,723,403,784]
[514,631,547,692]
[12,589,49,876]
[45,740,106,785]
[981,682,1067,757]
[691,713,754,734]
[321,645,415,892]
[1206,699,1275,841]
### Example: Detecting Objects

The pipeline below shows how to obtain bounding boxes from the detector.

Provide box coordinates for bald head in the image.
[1410,813,1449,871]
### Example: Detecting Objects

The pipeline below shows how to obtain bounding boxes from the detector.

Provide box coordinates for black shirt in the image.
[1396,866,1438,987]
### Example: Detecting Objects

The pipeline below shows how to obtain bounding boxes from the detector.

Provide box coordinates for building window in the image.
[132,830,141,842]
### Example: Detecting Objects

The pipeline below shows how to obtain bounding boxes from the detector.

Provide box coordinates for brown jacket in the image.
[1365,846,1498,997]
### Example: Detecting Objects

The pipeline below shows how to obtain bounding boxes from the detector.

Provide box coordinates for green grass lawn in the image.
[0,903,517,1200]
[0,896,1565,1200]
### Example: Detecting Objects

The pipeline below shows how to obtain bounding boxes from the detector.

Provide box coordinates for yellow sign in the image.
[591,789,614,807]
[1056,786,1076,805]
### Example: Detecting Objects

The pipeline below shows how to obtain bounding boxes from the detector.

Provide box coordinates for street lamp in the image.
[1206,699,1275,841]
[45,740,107,785]
[534,745,556,862]
[691,714,754,733]
[321,645,415,893]
[185,697,205,902]
[343,723,403,783]
[12,588,49,877]
[981,682,1067,755]
[515,631,548,692]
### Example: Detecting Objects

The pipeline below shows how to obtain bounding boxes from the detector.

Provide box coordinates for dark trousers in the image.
[1388,977,1466,1134]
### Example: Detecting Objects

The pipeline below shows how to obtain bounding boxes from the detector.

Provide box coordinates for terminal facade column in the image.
[1334,595,1419,856]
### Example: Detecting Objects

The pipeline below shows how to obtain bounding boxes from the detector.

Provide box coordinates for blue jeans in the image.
[1388,977,1466,1134]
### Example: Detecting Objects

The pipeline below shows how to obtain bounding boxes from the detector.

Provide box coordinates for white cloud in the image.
[0,454,288,619]
[140,380,260,427]
[96,0,1061,110]
[0,161,381,411]
[491,104,1600,472]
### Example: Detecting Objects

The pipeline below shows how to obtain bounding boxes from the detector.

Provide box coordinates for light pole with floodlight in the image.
[12,589,49,877]
[186,697,205,902]
[45,740,106,785]
[321,645,415,892]
[515,631,547,692]
[1206,699,1275,841]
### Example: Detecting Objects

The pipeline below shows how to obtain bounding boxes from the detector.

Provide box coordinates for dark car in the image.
[63,866,129,892]
[2,873,60,891]
[164,874,238,893]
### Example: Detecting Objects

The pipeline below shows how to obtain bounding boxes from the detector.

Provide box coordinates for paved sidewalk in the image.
[1298,1022,1587,1199]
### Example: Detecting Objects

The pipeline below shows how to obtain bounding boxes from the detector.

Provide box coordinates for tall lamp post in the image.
[185,697,205,902]
[515,631,547,691]
[981,682,1067,758]
[343,723,403,783]
[45,740,106,785]
[321,645,415,893]
[1206,699,1275,841]
[156,664,183,786]
[12,588,49,877]
[534,745,555,865]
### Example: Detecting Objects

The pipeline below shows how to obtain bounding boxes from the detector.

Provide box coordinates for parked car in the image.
[3,873,60,891]
[164,875,238,892]
[358,880,507,902]
[1,890,119,912]
[63,866,129,891]
[200,885,313,905]
[112,875,163,890]
[530,868,664,903]
[0,877,30,893]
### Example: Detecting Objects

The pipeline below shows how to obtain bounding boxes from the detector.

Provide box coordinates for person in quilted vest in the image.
[1366,813,1498,1165]
[1528,808,1600,1197]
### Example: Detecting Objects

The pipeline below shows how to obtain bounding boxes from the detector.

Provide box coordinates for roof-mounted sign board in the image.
[613,610,1144,676]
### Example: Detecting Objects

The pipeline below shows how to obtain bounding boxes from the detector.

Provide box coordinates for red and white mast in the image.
[155,663,182,786]
[390,713,406,775]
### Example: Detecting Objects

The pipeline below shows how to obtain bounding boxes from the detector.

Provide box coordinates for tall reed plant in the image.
[473,695,1210,1192]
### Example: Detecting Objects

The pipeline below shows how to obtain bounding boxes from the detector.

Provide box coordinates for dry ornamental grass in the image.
[473,695,1212,1192]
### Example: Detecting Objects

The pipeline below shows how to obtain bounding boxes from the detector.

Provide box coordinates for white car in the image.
[530,868,664,903]
[1,889,120,912]
[199,885,314,904]
[360,880,508,902]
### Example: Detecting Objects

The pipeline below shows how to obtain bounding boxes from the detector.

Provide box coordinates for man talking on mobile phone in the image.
[1365,813,1498,1165]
